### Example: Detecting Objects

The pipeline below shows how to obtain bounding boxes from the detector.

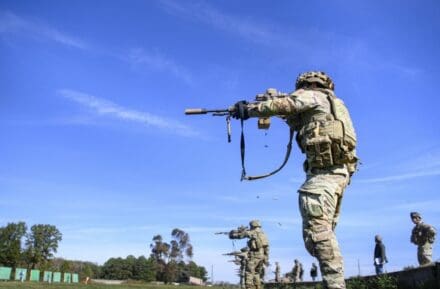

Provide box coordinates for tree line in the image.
[99,228,207,282]
[0,222,207,283]
[0,222,62,270]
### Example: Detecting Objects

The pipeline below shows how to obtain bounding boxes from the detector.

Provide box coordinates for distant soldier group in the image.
[266,211,437,283]
[273,260,318,283]
[220,220,269,289]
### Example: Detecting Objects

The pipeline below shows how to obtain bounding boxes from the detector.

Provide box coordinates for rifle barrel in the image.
[185,108,231,115]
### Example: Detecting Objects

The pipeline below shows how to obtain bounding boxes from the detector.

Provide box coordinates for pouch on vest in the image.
[305,135,333,168]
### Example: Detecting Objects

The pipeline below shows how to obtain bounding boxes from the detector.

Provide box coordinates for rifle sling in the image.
[240,120,294,181]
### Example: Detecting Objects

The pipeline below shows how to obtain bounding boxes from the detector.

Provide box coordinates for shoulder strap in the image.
[240,119,294,181]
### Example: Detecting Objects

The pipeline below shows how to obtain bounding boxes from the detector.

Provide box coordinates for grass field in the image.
[0,282,227,289]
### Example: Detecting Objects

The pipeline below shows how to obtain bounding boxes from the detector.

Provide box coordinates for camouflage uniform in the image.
[246,72,358,289]
[410,212,436,266]
[230,220,269,289]
[292,259,303,283]
[274,262,281,283]
[234,248,249,289]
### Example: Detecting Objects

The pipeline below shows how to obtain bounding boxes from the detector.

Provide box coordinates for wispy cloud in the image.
[64,225,156,236]
[181,226,233,233]
[357,169,440,184]
[158,0,300,48]
[391,199,440,212]
[158,1,422,78]
[356,144,440,184]
[0,11,196,84]
[58,89,200,137]
[0,10,87,49]
[129,48,193,84]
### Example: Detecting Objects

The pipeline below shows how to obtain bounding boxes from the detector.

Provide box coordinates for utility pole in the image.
[211,265,214,285]
[357,259,361,276]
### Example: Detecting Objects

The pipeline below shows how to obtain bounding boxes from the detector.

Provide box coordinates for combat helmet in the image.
[249,220,261,228]
[295,71,334,90]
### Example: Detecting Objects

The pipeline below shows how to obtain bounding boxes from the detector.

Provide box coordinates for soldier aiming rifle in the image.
[223,248,249,289]
[186,71,358,289]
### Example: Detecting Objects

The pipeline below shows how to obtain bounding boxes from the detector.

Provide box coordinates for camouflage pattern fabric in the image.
[229,251,249,289]
[248,88,331,118]
[417,243,433,266]
[247,87,356,289]
[274,263,281,283]
[411,222,436,266]
[299,171,349,289]
[246,256,264,289]
[292,261,302,283]
[238,253,249,289]
[230,226,269,289]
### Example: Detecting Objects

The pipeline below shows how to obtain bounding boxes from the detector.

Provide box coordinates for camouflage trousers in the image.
[298,169,349,289]
[245,256,264,289]
[417,243,433,266]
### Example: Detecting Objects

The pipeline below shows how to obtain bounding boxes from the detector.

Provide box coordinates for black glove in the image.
[232,100,249,120]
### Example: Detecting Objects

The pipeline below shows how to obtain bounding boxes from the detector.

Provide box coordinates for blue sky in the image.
[1,0,439,283]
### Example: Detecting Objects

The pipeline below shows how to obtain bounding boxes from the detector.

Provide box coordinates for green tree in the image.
[51,258,100,279]
[60,260,72,273]
[101,257,134,280]
[171,228,193,261]
[187,261,208,281]
[133,256,156,281]
[149,229,205,283]
[24,224,62,268]
[0,222,27,267]
[81,264,94,279]
[150,235,170,261]
[163,260,178,283]
[150,234,170,281]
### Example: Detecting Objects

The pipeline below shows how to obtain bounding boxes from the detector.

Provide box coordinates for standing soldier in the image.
[274,262,281,283]
[230,71,358,289]
[292,259,303,283]
[310,263,318,281]
[410,212,436,266]
[227,247,249,289]
[229,220,269,289]
[240,247,250,289]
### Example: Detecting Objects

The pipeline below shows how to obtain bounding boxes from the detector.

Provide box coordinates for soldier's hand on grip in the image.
[232,101,249,120]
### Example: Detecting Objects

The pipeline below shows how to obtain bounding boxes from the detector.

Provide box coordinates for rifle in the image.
[185,89,294,181]
[185,108,234,143]
[228,225,250,239]
[214,231,230,236]
[222,251,244,257]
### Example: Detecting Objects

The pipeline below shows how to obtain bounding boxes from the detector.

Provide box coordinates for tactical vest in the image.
[412,223,436,245]
[294,89,358,174]
[247,230,269,258]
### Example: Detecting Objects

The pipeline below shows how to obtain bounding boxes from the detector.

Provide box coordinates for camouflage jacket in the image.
[411,222,436,245]
[292,263,302,277]
[230,228,269,258]
[247,88,358,175]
